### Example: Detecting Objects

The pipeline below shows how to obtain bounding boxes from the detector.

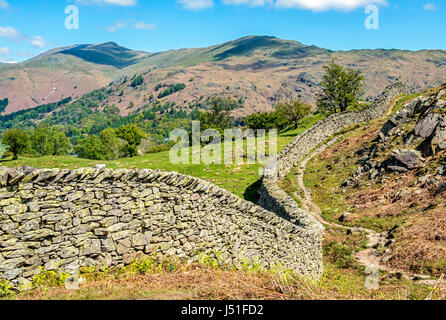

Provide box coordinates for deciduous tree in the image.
[317,59,364,115]
[2,128,30,160]
[275,100,312,129]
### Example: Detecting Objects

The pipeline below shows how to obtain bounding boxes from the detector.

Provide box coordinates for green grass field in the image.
[0,143,5,158]
[1,114,324,201]
[0,128,309,201]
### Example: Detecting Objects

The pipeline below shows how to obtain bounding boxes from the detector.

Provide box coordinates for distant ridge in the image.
[57,42,149,69]
[1,35,446,115]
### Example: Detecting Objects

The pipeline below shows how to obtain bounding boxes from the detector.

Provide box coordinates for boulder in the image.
[413,113,440,138]
[390,149,421,170]
[432,117,446,145]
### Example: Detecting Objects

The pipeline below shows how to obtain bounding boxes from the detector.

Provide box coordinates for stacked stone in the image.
[0,166,324,287]
[258,83,408,248]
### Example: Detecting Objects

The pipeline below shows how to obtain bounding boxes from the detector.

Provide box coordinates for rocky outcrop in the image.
[381,90,446,156]
[407,95,446,157]
[345,86,446,184]
[0,166,323,287]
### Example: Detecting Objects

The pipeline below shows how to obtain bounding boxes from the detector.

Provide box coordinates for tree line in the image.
[1,123,148,161]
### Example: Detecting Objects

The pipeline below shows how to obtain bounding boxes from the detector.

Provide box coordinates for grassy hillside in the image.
[2,35,446,117]
[281,90,446,277]
[123,36,324,71]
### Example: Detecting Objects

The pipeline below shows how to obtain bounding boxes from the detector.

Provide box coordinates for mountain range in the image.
[1,36,446,116]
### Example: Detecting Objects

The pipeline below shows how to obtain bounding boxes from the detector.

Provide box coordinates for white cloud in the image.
[107,21,127,32]
[0,26,47,48]
[275,0,387,11]
[0,58,17,64]
[132,22,156,30]
[0,0,9,10]
[107,20,155,32]
[221,0,387,11]
[104,0,137,5]
[0,26,21,38]
[423,3,437,11]
[0,47,10,55]
[29,36,46,49]
[223,0,273,7]
[178,0,214,10]
[75,0,137,6]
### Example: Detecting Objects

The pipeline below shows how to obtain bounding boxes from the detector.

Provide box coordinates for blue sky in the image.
[0,0,444,63]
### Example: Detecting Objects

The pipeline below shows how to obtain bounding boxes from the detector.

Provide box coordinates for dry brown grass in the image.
[347,174,419,217]
[345,169,446,275]
[387,206,446,275]
[318,125,381,161]
[14,265,294,301]
[10,260,444,301]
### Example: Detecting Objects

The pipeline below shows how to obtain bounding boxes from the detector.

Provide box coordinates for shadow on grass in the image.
[279,133,299,137]
[243,178,263,204]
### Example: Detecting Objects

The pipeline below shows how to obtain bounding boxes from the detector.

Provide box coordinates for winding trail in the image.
[292,128,438,283]
[292,138,395,275]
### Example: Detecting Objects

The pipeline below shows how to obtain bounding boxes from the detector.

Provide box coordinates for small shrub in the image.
[129,258,158,274]
[239,259,262,273]
[158,83,186,98]
[126,255,181,275]
[0,280,14,297]
[198,253,220,269]
[324,241,356,269]
[32,267,71,288]
[131,75,144,88]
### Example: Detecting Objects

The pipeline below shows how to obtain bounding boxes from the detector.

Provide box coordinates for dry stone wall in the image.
[0,167,323,286]
[259,83,408,229]
[0,83,407,288]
